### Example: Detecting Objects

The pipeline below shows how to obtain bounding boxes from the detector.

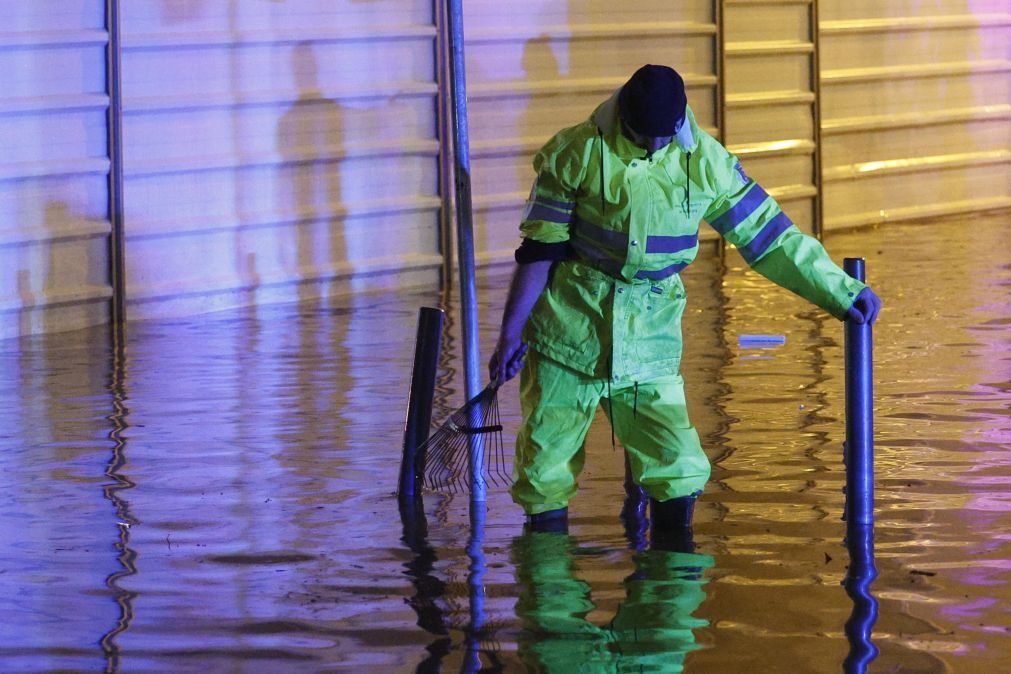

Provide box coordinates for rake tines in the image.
[421,383,511,494]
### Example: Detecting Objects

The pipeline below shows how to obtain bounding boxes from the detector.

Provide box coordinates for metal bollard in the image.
[843,258,874,526]
[843,258,879,671]
[399,307,445,500]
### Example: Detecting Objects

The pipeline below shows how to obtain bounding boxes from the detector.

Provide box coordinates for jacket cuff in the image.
[514,238,570,264]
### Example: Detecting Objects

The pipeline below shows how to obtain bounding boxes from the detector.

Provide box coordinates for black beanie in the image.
[618,64,687,137]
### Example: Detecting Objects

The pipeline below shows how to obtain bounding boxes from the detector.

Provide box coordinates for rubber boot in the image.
[650,496,697,553]
[620,488,649,551]
[620,453,649,550]
[525,507,568,534]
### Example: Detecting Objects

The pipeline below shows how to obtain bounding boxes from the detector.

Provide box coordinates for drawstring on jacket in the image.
[686,151,692,215]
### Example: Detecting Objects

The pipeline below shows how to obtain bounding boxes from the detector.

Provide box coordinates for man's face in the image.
[620,116,683,154]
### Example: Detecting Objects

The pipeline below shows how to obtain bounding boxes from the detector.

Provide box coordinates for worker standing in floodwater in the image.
[489,64,882,537]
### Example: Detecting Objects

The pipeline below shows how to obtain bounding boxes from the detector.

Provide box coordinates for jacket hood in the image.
[591,86,699,152]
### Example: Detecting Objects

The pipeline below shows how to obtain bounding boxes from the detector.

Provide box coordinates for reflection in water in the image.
[843,524,878,673]
[399,498,451,671]
[513,531,712,672]
[98,327,138,672]
[464,503,504,672]
[513,532,607,671]
[0,215,1009,671]
[610,546,712,671]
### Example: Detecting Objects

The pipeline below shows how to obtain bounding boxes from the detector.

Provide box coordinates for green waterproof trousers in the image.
[512,349,711,515]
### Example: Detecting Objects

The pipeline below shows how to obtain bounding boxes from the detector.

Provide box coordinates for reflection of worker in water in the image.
[490,64,882,535]
[513,531,712,672]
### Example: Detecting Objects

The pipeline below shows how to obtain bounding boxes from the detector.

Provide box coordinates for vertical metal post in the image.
[105,0,126,327]
[715,0,726,146]
[433,0,455,291]
[843,258,878,670]
[810,0,825,239]
[444,0,485,502]
[843,258,873,525]
[399,307,445,500]
[715,0,727,259]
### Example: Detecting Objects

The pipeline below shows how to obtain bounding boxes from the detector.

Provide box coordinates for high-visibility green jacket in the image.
[521,89,866,381]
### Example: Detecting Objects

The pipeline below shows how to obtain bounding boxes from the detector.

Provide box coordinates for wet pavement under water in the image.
[1,214,1009,673]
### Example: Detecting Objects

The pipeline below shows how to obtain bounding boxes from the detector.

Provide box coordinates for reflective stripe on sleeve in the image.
[525,202,574,224]
[709,183,769,235]
[536,195,576,211]
[739,211,793,264]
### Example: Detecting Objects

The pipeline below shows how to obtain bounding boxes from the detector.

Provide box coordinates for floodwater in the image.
[1,215,1009,673]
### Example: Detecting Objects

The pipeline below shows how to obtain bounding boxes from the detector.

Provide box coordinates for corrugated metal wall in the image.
[723,0,821,235]
[0,0,113,338]
[819,0,1011,230]
[118,1,444,319]
[1,1,444,339]
[2,1,1009,338]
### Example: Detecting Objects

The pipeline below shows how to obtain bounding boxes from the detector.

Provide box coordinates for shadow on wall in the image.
[274,41,346,306]
[16,270,33,338]
[514,36,563,202]
[160,0,206,24]
[17,201,70,337]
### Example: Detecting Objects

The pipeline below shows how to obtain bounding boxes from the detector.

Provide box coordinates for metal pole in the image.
[810,0,825,240]
[715,0,727,259]
[843,258,873,525]
[106,0,126,327]
[715,0,726,146]
[843,258,878,670]
[444,0,485,502]
[433,0,455,292]
[399,307,445,500]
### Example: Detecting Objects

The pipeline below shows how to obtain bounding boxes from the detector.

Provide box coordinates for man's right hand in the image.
[489,339,529,384]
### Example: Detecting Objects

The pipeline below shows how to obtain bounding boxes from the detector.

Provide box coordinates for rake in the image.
[420,381,511,494]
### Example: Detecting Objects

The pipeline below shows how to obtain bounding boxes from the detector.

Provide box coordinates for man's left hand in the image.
[846,287,882,325]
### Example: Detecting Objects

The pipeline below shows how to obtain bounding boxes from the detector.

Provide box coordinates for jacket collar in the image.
[591,87,699,154]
